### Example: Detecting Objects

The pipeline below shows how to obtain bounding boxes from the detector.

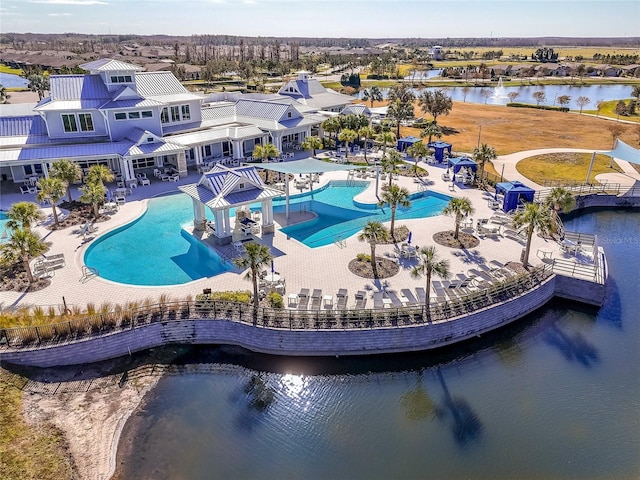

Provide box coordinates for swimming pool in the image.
[279,181,451,248]
[84,194,233,286]
[0,212,10,244]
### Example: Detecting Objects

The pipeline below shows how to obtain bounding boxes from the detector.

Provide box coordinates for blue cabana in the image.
[427,141,452,163]
[447,157,478,174]
[397,136,422,152]
[495,181,535,212]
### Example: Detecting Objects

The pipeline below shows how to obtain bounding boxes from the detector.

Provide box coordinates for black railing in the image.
[0,266,554,350]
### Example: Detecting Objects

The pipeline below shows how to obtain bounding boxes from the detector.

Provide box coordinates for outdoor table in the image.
[264,272,281,284]
[287,293,298,307]
[382,298,393,308]
[537,248,553,259]
[322,295,333,308]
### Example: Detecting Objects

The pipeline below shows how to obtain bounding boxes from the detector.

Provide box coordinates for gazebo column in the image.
[194,147,202,166]
[261,198,275,234]
[223,208,232,236]
[192,199,207,231]
[232,140,243,159]
[41,162,49,178]
[176,151,188,177]
[272,133,283,152]
[123,158,134,181]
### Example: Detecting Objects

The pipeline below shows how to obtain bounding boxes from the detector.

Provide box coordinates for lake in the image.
[115,209,640,480]
[356,83,636,111]
[0,72,28,88]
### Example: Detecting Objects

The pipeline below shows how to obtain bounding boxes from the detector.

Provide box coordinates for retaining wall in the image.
[574,194,640,210]
[0,277,557,368]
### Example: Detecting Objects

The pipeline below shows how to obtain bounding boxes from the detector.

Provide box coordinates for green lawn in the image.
[582,99,640,123]
[0,64,23,75]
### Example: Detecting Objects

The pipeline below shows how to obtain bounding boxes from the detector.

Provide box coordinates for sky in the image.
[1,0,639,39]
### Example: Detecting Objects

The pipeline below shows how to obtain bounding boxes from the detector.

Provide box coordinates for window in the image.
[128,111,140,119]
[141,110,153,118]
[115,112,126,120]
[239,183,245,189]
[78,113,94,132]
[287,112,292,118]
[110,75,133,83]
[203,145,212,157]
[171,106,180,122]
[147,137,154,143]
[131,157,156,169]
[62,114,78,133]
[161,108,169,124]
[181,105,191,120]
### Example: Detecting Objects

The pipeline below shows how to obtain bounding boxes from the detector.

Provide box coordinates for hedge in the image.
[507,102,570,112]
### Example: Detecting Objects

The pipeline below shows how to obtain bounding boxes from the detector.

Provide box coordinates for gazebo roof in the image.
[448,157,477,168]
[179,164,282,210]
[256,157,365,175]
[496,180,535,194]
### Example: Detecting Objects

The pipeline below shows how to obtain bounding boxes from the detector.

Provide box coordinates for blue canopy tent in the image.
[495,181,535,212]
[447,157,478,174]
[427,141,452,163]
[397,136,422,152]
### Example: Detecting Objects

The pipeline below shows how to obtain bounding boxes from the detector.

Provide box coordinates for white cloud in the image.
[48,12,72,15]
[29,0,108,5]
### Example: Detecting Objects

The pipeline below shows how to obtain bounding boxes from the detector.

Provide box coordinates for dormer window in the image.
[147,137,154,143]
[287,112,292,118]
[239,183,245,189]
[110,75,132,83]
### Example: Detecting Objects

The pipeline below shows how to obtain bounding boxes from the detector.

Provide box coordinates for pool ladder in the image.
[334,235,347,249]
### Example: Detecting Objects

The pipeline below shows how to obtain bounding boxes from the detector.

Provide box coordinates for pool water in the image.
[279,181,451,247]
[0,211,10,243]
[84,194,233,286]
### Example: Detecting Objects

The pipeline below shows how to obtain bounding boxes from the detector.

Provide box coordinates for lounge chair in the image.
[311,289,322,310]
[354,291,367,309]
[298,288,310,309]
[415,287,427,304]
[336,289,348,310]
[400,288,418,306]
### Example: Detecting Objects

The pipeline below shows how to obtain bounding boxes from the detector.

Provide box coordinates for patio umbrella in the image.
[271,259,275,273]
[106,189,112,202]
[407,231,412,244]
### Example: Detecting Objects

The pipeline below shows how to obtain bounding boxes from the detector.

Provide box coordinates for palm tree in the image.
[387,84,416,136]
[406,141,428,174]
[253,143,280,183]
[321,117,342,151]
[79,181,107,219]
[301,136,323,157]
[358,221,389,279]
[544,186,576,214]
[375,130,396,157]
[36,177,66,227]
[382,150,402,187]
[0,228,47,284]
[233,242,273,315]
[512,202,556,267]
[419,121,443,145]
[338,128,357,161]
[50,158,81,203]
[632,85,640,109]
[340,113,369,132]
[85,164,114,186]
[410,246,450,307]
[442,197,475,240]
[27,74,50,101]
[472,143,497,184]
[6,201,43,231]
[358,126,376,164]
[379,184,411,238]
[362,86,383,108]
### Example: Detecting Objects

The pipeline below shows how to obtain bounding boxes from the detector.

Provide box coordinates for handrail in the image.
[0,265,554,350]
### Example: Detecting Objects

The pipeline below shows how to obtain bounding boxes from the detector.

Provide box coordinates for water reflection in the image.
[544,324,599,368]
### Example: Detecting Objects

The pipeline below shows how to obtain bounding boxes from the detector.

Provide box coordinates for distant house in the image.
[620,64,640,77]
[591,64,621,77]
[0,59,353,184]
[428,46,443,61]
[278,71,354,112]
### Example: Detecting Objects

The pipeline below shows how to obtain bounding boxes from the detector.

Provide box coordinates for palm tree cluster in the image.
[79,164,114,219]
[0,202,46,284]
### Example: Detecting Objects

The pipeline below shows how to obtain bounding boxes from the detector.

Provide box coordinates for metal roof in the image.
[134,72,199,99]
[0,115,48,137]
[80,59,144,72]
[201,104,236,120]
[0,141,131,162]
[169,125,264,146]
[35,100,105,111]
[48,74,111,101]
[126,141,184,158]
[99,98,163,109]
[235,99,296,121]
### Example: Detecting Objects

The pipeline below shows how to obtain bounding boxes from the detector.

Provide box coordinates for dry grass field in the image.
[516,152,623,184]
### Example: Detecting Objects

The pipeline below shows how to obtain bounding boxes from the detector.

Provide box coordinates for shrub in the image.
[357,253,371,262]
[197,290,252,303]
[267,292,284,309]
[506,102,569,112]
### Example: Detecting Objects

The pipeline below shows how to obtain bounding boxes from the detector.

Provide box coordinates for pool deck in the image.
[0,151,624,313]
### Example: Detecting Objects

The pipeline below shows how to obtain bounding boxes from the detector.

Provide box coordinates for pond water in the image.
[115,209,640,480]
[355,83,636,111]
[0,72,28,88]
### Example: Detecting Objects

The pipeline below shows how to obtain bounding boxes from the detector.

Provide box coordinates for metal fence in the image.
[0,265,554,350]
[535,182,640,203]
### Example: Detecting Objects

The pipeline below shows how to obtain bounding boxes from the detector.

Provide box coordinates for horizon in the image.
[1,0,639,39]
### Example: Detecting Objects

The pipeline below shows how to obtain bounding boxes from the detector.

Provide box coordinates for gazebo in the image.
[427,141,452,163]
[447,156,478,174]
[495,181,535,212]
[397,136,422,152]
[179,165,283,245]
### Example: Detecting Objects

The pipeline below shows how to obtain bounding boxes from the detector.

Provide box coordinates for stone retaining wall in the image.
[0,277,557,367]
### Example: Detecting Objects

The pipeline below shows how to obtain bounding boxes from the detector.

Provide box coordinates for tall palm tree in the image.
[0,228,47,284]
[387,84,416,137]
[27,74,50,101]
[358,126,376,164]
[358,220,389,279]
[321,117,342,151]
[406,141,428,174]
[85,164,114,186]
[79,181,107,219]
[362,86,383,108]
[382,150,402,187]
[6,201,43,231]
[0,84,10,104]
[472,143,497,183]
[338,128,357,161]
[512,202,556,267]
[544,187,576,214]
[301,136,323,157]
[36,177,66,227]
[340,113,369,132]
[253,143,280,183]
[379,184,411,238]
[442,197,475,240]
[410,246,450,307]
[50,158,81,203]
[419,121,443,145]
[233,242,273,315]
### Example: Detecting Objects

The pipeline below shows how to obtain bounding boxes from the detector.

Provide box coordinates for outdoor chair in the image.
[336,289,348,310]
[354,291,367,309]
